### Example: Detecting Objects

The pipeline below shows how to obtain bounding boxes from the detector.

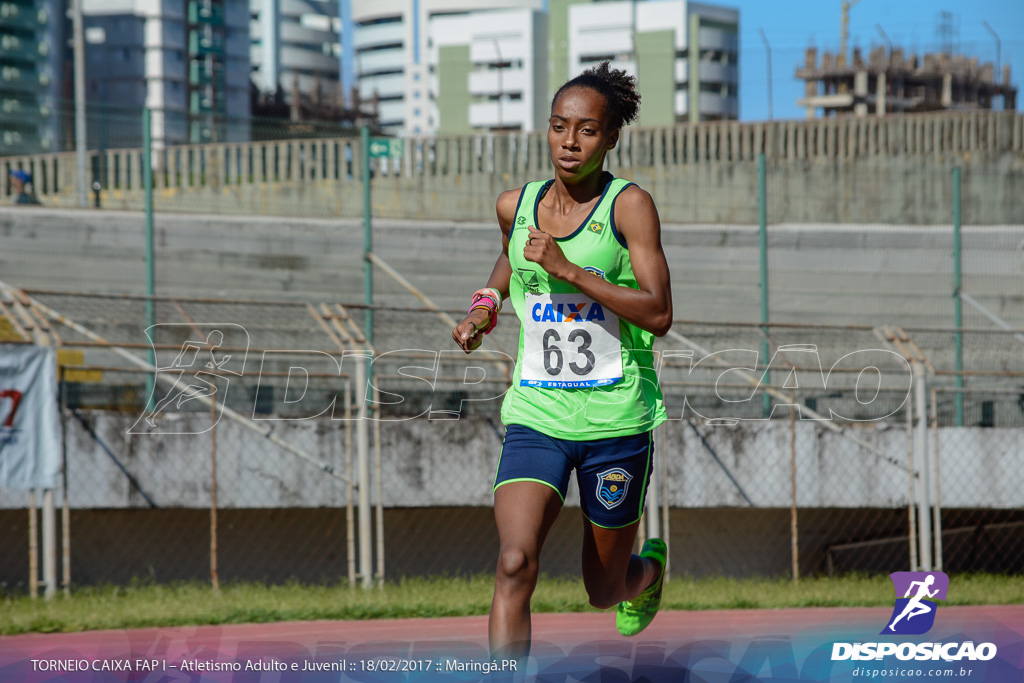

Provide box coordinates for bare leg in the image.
[580,518,660,610]
[489,481,563,664]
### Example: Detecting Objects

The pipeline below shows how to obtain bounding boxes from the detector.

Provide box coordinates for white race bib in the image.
[520,293,623,388]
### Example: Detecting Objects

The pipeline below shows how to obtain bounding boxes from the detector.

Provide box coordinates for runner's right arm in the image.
[451,189,518,353]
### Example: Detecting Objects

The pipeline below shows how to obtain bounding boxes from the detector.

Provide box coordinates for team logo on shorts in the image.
[596,468,633,510]
[881,571,948,635]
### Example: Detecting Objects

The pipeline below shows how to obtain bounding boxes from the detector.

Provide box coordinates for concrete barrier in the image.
[3,111,1023,224]
[5,412,1019,510]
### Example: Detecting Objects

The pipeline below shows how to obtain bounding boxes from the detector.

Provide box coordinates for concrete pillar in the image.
[42,489,56,599]
[854,71,868,117]
[876,71,886,116]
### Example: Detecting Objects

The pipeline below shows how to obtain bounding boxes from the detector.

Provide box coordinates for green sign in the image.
[369,138,404,158]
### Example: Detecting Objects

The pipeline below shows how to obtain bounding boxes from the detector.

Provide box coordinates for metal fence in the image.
[1,104,1022,595]
[1,285,1021,596]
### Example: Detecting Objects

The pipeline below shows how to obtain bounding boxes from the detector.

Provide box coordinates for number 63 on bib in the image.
[520,293,624,389]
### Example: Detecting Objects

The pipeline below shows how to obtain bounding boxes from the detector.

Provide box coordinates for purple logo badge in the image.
[881,571,949,635]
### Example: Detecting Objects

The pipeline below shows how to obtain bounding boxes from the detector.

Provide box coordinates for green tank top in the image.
[500,174,667,440]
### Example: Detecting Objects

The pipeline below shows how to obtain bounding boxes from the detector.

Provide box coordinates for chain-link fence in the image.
[2,284,1021,592]
[1,102,1022,593]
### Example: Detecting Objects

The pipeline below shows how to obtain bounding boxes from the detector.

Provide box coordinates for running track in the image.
[1,606,1022,682]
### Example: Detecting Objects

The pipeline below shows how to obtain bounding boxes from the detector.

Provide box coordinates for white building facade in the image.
[351,0,541,135]
[249,0,341,99]
[352,0,738,135]
[566,0,738,124]
[429,7,547,134]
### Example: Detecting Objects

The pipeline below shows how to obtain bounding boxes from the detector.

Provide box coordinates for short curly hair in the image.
[551,61,641,131]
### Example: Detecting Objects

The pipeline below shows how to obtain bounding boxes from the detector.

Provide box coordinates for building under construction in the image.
[796,46,1017,118]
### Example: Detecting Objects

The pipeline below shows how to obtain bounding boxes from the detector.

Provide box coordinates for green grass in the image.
[2,574,1021,636]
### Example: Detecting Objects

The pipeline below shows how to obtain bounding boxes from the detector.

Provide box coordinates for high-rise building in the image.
[561,0,739,125]
[81,0,250,147]
[249,0,341,101]
[430,7,547,134]
[0,0,62,154]
[353,0,738,135]
[351,0,541,135]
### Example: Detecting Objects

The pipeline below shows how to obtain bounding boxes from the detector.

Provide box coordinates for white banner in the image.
[0,345,61,490]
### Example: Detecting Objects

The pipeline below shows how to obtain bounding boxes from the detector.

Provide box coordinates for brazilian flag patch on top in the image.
[589,221,605,234]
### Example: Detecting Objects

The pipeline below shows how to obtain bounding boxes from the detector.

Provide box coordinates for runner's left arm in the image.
[523,185,672,336]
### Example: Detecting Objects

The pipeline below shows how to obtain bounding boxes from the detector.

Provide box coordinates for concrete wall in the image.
[3,208,1021,329]
[4,111,1023,224]
[3,412,1019,510]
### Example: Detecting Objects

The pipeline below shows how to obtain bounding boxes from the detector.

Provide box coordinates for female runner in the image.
[451,61,673,662]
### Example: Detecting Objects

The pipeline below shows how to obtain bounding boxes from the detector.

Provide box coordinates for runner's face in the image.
[548,87,619,181]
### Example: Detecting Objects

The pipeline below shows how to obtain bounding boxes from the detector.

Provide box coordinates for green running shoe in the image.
[616,538,667,637]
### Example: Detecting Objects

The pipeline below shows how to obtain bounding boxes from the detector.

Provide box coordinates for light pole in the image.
[876,24,892,60]
[493,39,504,131]
[72,0,88,207]
[982,21,1001,89]
[758,29,772,120]
[877,24,893,113]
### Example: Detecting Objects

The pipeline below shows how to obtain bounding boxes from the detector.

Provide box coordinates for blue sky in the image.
[340,0,1024,123]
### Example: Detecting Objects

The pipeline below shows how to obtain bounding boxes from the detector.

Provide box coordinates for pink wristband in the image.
[470,288,502,334]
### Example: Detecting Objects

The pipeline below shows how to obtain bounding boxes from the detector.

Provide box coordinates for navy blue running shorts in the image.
[494,424,654,529]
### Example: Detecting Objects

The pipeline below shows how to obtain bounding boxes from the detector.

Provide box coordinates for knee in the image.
[496,546,537,587]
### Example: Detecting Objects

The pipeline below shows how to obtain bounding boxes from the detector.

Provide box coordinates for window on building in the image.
[300,14,331,31]
[359,42,403,53]
[357,16,402,27]
[85,27,106,44]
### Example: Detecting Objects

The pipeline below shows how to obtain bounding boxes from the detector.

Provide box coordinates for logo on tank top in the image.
[583,266,606,280]
[517,216,526,225]
[597,468,633,509]
[518,268,542,294]
[531,301,606,323]
[588,220,605,234]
